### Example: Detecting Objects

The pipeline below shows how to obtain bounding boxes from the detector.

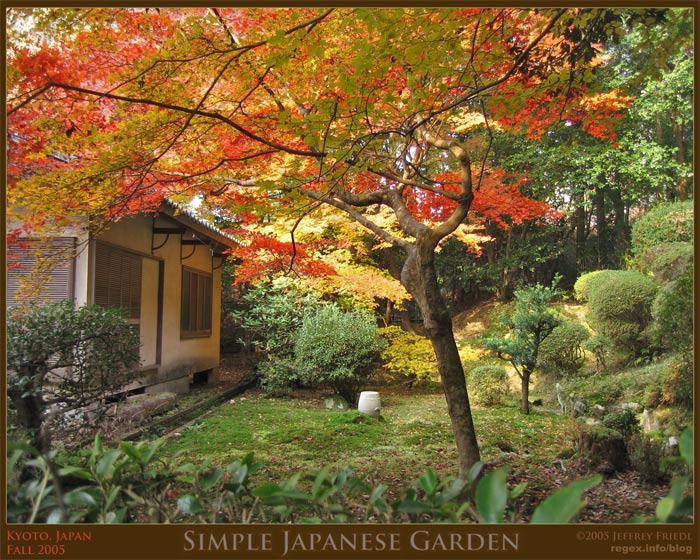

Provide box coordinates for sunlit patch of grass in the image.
[160,386,578,492]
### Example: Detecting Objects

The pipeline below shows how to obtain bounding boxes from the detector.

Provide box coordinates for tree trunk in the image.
[520,372,531,414]
[401,241,481,478]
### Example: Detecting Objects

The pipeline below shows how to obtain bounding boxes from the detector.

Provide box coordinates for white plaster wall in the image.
[97,215,223,392]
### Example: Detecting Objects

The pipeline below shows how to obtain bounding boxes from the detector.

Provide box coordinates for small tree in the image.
[483,282,561,414]
[7,301,141,454]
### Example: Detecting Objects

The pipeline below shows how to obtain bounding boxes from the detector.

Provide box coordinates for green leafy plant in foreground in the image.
[8,428,692,524]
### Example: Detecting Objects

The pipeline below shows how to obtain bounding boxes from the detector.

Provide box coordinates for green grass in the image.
[161,388,577,491]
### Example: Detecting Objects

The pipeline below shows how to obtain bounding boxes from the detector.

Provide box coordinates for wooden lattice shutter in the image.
[94,243,142,321]
[6,237,76,306]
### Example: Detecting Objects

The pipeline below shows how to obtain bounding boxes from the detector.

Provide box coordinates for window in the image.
[7,237,75,307]
[94,242,142,332]
[181,268,212,337]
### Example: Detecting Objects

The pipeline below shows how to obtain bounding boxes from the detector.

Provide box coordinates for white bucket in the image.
[357,391,381,418]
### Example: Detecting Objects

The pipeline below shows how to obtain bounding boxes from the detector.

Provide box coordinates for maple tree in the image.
[6,7,654,476]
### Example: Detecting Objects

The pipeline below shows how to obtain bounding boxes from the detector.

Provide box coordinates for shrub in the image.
[573,424,628,474]
[6,302,140,454]
[643,241,694,283]
[601,409,641,440]
[466,364,509,407]
[379,326,438,383]
[586,270,658,357]
[230,280,320,358]
[631,200,694,271]
[573,270,611,302]
[661,352,693,410]
[537,319,590,377]
[294,305,386,404]
[650,264,693,353]
[628,434,667,484]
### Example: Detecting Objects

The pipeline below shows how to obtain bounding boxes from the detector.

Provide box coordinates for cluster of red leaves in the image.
[406,169,559,229]
[231,232,336,285]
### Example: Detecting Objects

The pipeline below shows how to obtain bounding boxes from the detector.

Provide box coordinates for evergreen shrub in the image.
[586,270,657,357]
[537,319,590,377]
[573,270,611,302]
[631,200,694,271]
[466,364,509,407]
[294,305,386,404]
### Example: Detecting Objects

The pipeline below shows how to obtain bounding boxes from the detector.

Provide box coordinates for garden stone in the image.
[620,402,642,413]
[665,436,679,455]
[115,392,177,425]
[591,404,606,419]
[324,395,349,410]
[573,400,587,417]
[642,409,659,433]
[409,418,435,427]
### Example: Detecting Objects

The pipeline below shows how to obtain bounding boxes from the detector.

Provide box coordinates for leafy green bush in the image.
[643,241,694,282]
[7,302,140,454]
[573,270,611,302]
[537,319,590,377]
[586,270,658,357]
[294,305,386,404]
[661,352,693,410]
[650,264,693,353]
[601,409,641,440]
[631,200,694,271]
[230,279,320,358]
[379,326,438,383]
[628,434,667,484]
[466,364,509,407]
[8,435,603,524]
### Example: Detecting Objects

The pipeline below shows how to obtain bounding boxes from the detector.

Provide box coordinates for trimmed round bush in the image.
[466,364,509,407]
[586,270,658,357]
[631,201,694,271]
[644,242,694,283]
[573,270,611,302]
[537,319,590,377]
[294,305,386,405]
[651,264,693,352]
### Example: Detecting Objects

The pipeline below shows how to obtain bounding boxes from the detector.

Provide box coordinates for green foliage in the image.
[601,409,641,440]
[379,326,438,382]
[9,436,605,524]
[660,352,693,410]
[628,434,666,484]
[650,264,693,353]
[466,364,509,407]
[643,241,694,283]
[529,475,603,524]
[294,305,386,404]
[483,282,561,377]
[483,281,561,412]
[586,270,657,357]
[231,279,320,358]
[631,201,694,270]
[537,319,590,377]
[573,270,611,302]
[6,302,140,450]
[631,427,693,523]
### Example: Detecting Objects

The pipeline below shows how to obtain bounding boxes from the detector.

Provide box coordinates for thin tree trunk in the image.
[401,242,481,478]
[521,373,530,414]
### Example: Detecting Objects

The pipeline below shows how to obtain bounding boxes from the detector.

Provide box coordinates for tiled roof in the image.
[161,198,238,247]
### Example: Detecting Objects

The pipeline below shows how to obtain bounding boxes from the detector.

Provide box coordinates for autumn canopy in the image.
[6,7,644,475]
